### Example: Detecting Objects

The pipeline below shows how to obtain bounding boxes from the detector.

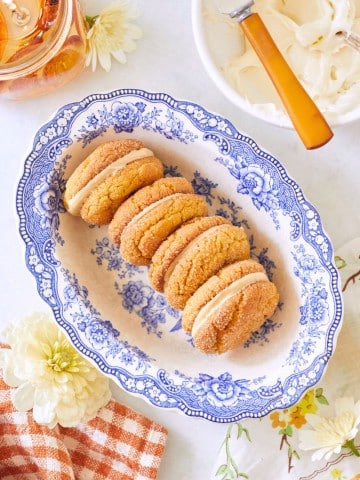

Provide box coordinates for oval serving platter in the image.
[16,89,343,422]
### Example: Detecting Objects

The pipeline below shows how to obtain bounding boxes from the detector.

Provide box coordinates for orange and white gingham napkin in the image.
[0,350,167,480]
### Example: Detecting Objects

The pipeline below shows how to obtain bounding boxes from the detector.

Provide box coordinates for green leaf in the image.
[293,450,300,460]
[85,15,99,29]
[288,445,293,458]
[215,464,229,475]
[343,439,360,457]
[230,456,240,475]
[285,425,293,436]
[317,395,329,405]
[236,423,251,442]
[315,387,329,405]
[243,428,251,442]
[236,423,243,439]
[335,255,347,269]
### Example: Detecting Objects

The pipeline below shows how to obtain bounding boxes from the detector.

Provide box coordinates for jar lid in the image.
[0,0,71,78]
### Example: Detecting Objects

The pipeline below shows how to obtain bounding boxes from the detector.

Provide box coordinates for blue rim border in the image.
[16,88,343,422]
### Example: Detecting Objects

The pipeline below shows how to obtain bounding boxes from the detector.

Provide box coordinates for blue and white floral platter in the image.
[16,89,343,423]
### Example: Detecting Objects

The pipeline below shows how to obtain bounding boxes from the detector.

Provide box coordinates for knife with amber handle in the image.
[218,0,333,150]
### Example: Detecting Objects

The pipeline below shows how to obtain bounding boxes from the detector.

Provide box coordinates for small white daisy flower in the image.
[85,0,143,72]
[0,312,111,428]
[298,397,360,461]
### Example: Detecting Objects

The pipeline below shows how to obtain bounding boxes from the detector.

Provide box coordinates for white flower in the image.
[298,397,360,461]
[85,0,143,72]
[0,312,111,428]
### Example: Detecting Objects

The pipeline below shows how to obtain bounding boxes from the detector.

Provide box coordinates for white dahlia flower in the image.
[85,0,143,72]
[0,312,111,428]
[299,397,360,461]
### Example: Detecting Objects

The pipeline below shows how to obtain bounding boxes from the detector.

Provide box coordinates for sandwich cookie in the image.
[108,176,195,247]
[63,138,164,225]
[149,215,232,293]
[160,223,250,310]
[182,258,279,354]
[117,179,209,266]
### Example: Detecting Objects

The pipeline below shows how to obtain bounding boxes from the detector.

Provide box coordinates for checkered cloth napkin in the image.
[0,353,168,479]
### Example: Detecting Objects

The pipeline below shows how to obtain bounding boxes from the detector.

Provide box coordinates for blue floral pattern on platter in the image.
[16,89,343,423]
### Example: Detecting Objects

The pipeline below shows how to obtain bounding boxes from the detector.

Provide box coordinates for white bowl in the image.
[192,0,360,128]
[17,89,343,422]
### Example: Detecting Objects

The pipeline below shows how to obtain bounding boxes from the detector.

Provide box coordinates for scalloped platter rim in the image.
[16,89,343,423]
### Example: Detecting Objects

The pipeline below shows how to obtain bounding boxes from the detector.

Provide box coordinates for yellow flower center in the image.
[43,340,82,373]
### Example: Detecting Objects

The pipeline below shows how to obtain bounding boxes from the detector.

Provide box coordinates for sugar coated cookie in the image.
[182,259,279,354]
[63,137,280,357]
[109,176,194,247]
[119,181,209,265]
[149,215,232,292]
[64,138,163,225]
[163,223,250,310]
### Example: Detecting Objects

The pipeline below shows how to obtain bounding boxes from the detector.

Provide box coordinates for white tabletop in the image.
[1,1,359,478]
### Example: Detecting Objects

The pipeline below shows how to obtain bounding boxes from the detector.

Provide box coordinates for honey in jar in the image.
[0,0,87,99]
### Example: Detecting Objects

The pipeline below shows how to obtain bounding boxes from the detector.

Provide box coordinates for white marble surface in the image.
[0,1,359,479]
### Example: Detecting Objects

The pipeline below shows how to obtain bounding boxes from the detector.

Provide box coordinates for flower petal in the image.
[84,0,142,72]
[33,400,57,427]
[98,51,112,72]
[57,403,84,428]
[303,413,323,428]
[12,382,35,411]
[0,349,23,387]
[90,45,98,72]
[3,313,111,428]
[125,23,143,40]
[111,49,127,64]
[334,397,355,415]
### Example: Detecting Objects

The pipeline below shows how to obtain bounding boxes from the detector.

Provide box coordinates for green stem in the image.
[343,439,360,456]
[225,426,240,474]
[215,424,249,479]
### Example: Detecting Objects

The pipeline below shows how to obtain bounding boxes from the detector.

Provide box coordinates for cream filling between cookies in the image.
[124,193,188,230]
[67,147,154,215]
[163,224,231,289]
[191,271,268,337]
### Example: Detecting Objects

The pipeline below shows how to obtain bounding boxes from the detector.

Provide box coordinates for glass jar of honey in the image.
[0,0,87,99]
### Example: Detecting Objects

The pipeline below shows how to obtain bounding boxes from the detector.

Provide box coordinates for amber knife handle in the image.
[240,13,333,150]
